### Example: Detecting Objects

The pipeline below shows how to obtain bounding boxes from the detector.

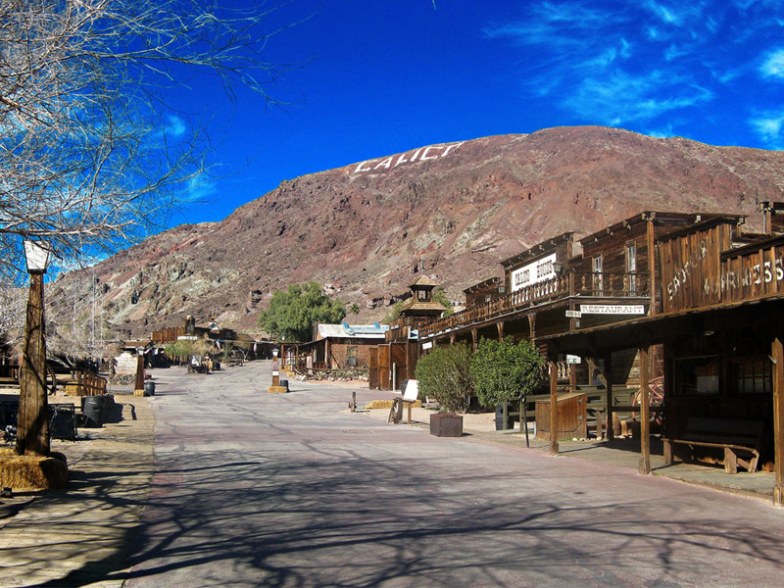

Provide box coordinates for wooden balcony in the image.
[419,271,650,339]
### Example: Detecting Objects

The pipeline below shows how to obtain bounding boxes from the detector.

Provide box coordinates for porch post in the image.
[639,345,652,474]
[604,352,614,441]
[496,320,505,341]
[471,328,478,352]
[549,357,559,455]
[772,337,784,506]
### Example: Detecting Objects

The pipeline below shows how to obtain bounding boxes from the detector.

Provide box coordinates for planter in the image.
[430,413,463,437]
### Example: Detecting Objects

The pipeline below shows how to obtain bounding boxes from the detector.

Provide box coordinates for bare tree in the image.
[0,0,288,278]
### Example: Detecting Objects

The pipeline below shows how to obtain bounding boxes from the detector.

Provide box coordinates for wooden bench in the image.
[663,417,765,473]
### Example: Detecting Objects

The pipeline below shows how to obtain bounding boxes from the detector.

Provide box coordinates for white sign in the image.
[580,304,645,315]
[566,354,582,364]
[511,252,557,292]
[565,309,582,318]
[353,141,464,174]
[422,341,433,350]
[403,379,419,402]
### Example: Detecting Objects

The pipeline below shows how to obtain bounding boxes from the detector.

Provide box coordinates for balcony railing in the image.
[419,272,649,338]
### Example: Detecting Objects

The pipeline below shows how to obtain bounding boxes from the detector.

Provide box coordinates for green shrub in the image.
[470,337,545,409]
[415,343,473,413]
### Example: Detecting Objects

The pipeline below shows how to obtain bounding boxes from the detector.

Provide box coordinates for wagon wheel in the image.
[46,365,57,395]
[387,397,403,424]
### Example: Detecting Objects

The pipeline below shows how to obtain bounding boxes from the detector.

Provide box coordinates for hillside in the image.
[48,126,784,339]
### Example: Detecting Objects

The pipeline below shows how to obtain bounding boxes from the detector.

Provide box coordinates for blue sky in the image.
[163,0,784,227]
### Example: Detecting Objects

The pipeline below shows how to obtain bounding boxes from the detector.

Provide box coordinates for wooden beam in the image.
[639,345,652,474]
[605,352,614,441]
[549,359,559,455]
[773,337,784,506]
[497,320,505,341]
[471,328,478,352]
[646,217,658,316]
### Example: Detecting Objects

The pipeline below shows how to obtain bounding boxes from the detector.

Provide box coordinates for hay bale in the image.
[0,448,68,490]
[364,399,422,409]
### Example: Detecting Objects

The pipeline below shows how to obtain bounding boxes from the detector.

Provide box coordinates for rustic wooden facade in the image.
[292,323,389,373]
[409,205,784,505]
[464,277,505,308]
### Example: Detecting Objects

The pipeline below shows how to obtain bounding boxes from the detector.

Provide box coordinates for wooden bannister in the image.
[420,272,649,338]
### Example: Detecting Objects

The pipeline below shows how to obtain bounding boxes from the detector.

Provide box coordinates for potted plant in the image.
[470,337,545,433]
[415,343,473,437]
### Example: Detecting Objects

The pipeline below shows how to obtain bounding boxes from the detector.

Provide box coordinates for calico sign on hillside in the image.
[352,141,465,174]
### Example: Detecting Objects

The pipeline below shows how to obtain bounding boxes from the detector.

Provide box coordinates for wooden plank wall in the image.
[721,241,784,304]
[658,224,731,313]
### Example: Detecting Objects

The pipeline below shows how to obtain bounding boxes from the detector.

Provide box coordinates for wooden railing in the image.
[67,370,108,396]
[420,272,649,338]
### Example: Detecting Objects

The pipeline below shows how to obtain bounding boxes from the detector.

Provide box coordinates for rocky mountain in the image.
[48,126,784,340]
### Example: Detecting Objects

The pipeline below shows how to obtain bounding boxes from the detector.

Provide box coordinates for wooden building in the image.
[463,277,505,308]
[418,213,727,382]
[408,205,784,505]
[535,208,784,506]
[291,322,389,373]
[369,276,447,391]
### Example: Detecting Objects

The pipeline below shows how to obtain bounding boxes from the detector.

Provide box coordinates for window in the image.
[673,355,720,395]
[592,255,603,295]
[346,346,358,367]
[626,241,637,293]
[730,356,771,395]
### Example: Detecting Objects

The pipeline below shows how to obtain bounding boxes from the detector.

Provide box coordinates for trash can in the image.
[495,402,515,431]
[280,379,289,392]
[144,380,156,396]
[82,395,104,427]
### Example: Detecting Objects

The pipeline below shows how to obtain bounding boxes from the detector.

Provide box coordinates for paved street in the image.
[120,361,784,588]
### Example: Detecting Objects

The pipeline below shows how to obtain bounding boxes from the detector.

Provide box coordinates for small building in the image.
[292,322,390,373]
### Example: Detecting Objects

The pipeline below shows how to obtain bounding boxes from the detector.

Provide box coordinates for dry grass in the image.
[0,448,68,491]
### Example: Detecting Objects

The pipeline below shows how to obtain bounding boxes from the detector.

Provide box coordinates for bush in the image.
[415,344,473,413]
[470,337,545,409]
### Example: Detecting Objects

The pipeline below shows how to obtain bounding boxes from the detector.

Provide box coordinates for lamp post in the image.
[16,240,51,456]
[133,346,146,397]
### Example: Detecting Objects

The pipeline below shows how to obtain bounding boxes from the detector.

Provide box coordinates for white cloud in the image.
[760,49,784,79]
[565,70,713,125]
[750,111,784,148]
[183,173,217,203]
[644,1,682,26]
[162,115,187,138]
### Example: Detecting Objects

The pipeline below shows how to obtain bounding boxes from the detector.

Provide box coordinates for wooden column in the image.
[528,313,536,340]
[471,328,478,352]
[639,345,652,474]
[549,359,559,455]
[646,215,657,316]
[16,272,49,456]
[496,321,505,341]
[604,352,614,441]
[133,350,145,396]
[325,338,331,369]
[773,337,784,506]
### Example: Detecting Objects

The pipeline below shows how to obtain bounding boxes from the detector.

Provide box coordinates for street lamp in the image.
[17,240,52,455]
